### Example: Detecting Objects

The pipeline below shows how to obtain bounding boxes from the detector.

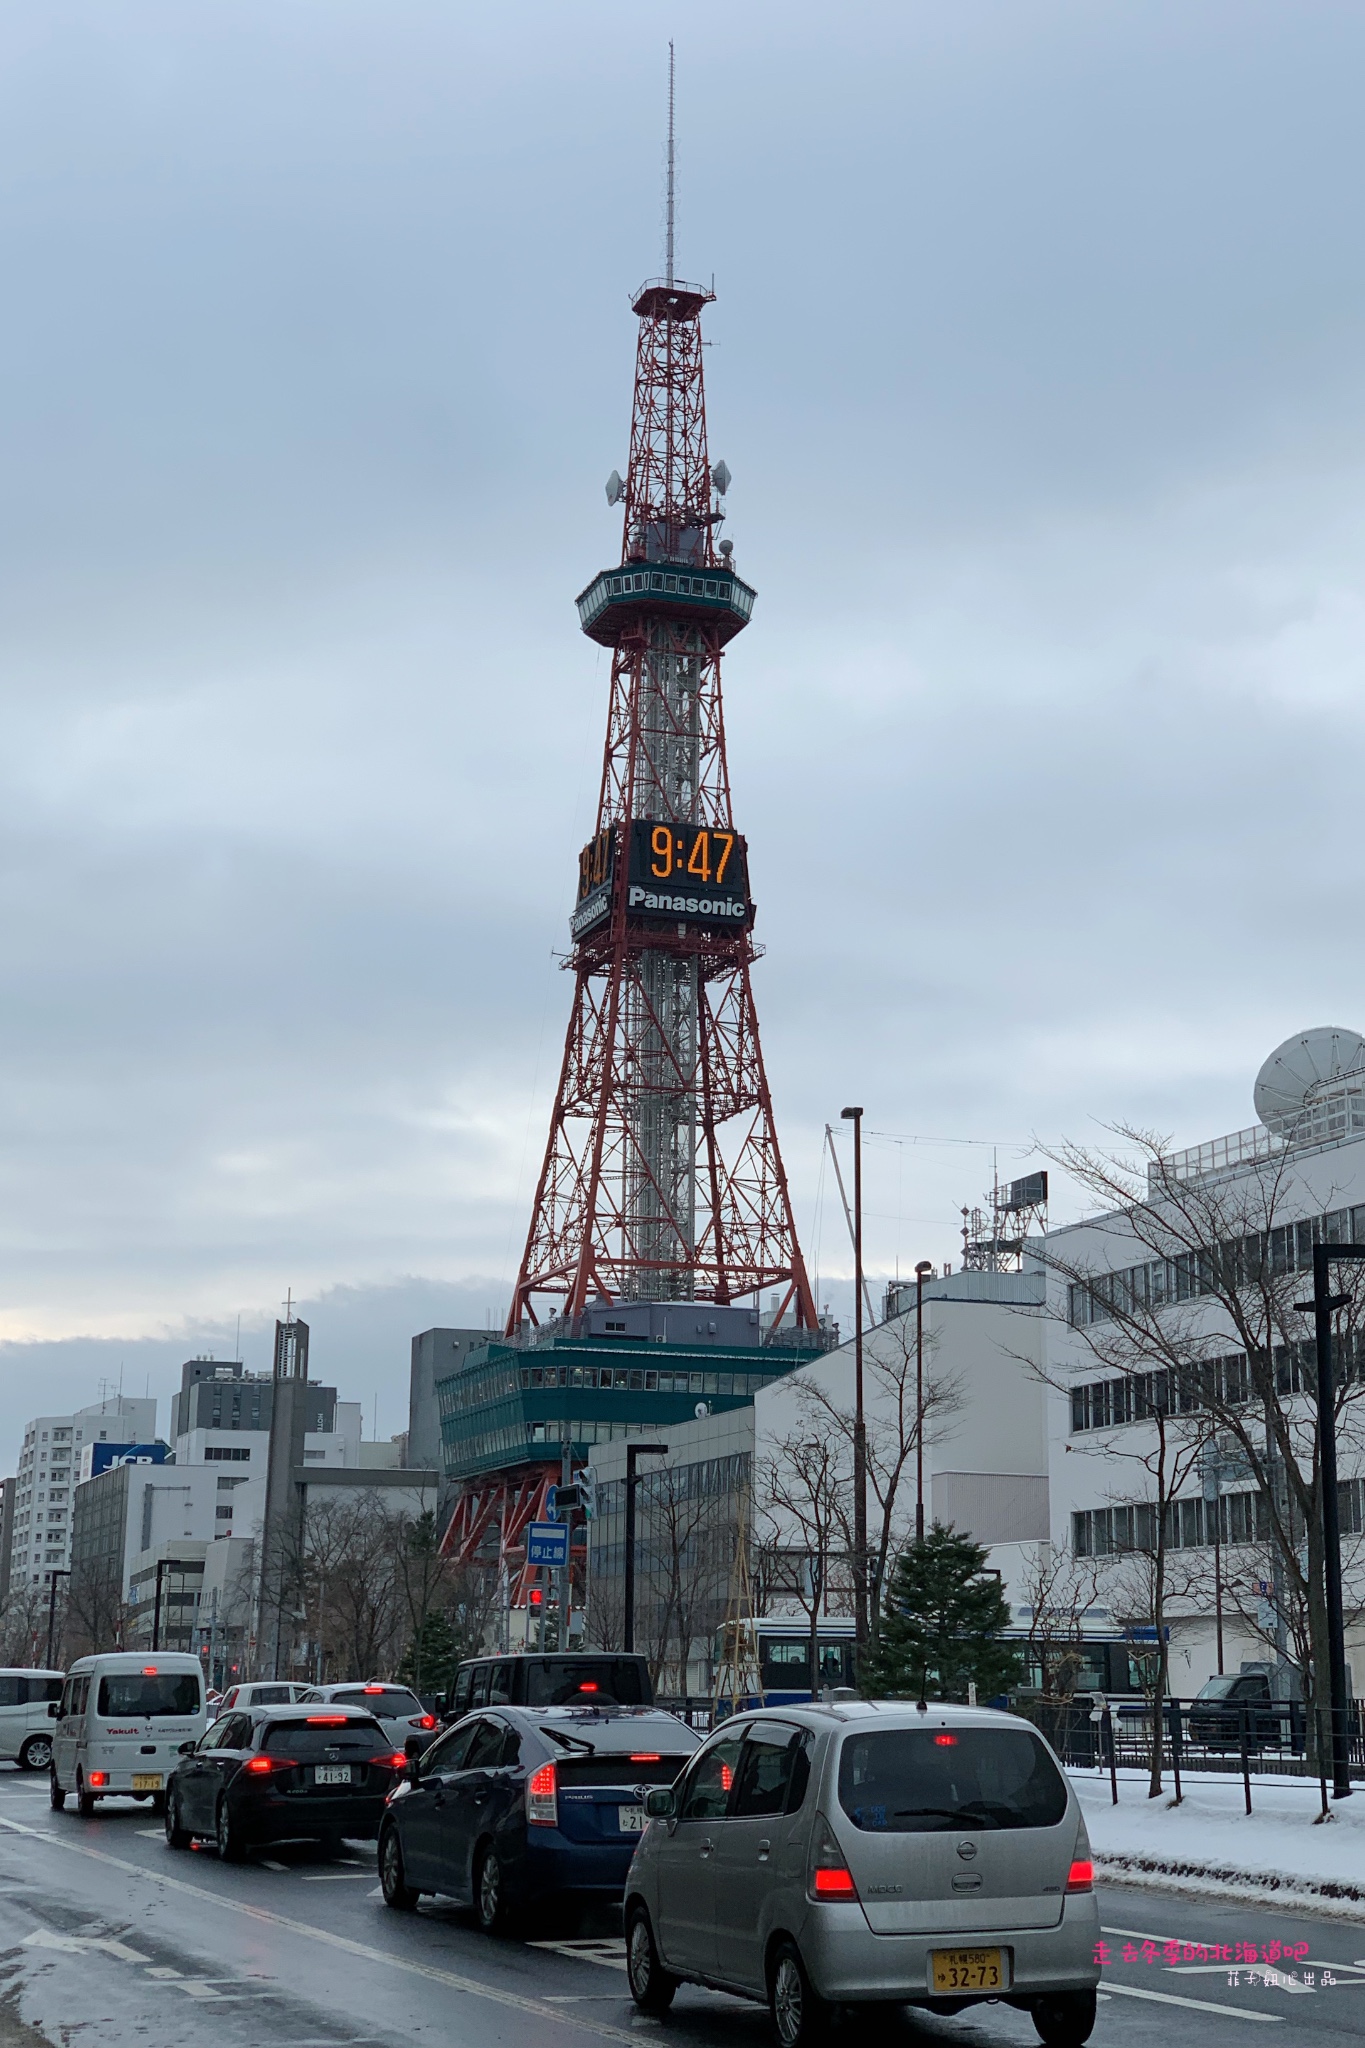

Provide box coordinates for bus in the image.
[713,1614,857,1715]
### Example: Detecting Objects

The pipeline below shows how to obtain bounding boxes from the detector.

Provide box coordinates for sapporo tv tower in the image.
[508,59,817,1337]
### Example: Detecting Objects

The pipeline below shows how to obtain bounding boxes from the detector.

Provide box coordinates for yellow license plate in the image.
[930,1948,1005,1994]
[132,1773,162,1792]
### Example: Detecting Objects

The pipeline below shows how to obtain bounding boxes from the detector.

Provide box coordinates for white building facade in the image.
[9,1396,156,1590]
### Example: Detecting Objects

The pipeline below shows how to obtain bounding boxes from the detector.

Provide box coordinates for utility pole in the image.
[1295,1242,1365,1800]
[914,1261,934,1542]
[45,1569,70,1669]
[841,1107,866,1651]
[623,1443,668,1654]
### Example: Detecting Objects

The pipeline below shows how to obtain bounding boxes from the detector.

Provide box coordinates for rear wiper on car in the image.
[892,1807,988,1826]
[540,1727,596,1754]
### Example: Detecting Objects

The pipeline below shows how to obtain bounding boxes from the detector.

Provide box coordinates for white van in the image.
[0,1670,64,1771]
[50,1653,206,1815]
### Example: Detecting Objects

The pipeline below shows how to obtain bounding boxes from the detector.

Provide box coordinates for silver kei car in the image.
[623,1701,1100,2048]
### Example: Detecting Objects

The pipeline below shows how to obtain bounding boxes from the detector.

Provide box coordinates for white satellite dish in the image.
[1253,1026,1365,1133]
[605,469,624,506]
[711,459,732,497]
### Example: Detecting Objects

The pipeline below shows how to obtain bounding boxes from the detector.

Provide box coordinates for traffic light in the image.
[529,1587,543,1607]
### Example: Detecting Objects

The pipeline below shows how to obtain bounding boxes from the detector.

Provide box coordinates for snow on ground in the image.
[1070,1764,1365,1917]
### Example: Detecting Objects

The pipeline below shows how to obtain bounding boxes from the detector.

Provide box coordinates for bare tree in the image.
[1015,1543,1103,1702]
[757,1425,851,1699]
[66,1557,129,1659]
[774,1316,962,1651]
[637,1466,732,1696]
[1042,1125,1365,1772]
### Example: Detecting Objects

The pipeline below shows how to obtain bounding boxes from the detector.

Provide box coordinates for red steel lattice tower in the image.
[508,234,817,1335]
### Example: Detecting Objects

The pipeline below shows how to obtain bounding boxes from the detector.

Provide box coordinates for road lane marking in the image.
[530,1940,628,1972]
[23,1931,151,1962]
[0,1811,644,2045]
[261,1859,288,1871]
[1104,1983,1282,2022]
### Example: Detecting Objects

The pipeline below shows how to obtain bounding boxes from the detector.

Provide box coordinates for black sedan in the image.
[377,1702,698,1933]
[165,1704,408,1860]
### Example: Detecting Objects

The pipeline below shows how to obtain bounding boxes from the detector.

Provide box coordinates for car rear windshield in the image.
[97,1674,201,1719]
[522,1659,649,1706]
[551,1753,691,1786]
[261,1721,384,1758]
[248,1686,295,1705]
[331,1688,422,1716]
[837,1726,1067,1833]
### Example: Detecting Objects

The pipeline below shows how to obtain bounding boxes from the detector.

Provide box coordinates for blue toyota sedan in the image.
[377,1701,698,1932]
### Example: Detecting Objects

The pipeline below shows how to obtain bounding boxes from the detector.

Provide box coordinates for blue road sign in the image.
[527,1520,569,1568]
[545,1485,559,1521]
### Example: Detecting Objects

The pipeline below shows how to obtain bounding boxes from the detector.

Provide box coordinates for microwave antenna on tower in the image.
[665,41,676,287]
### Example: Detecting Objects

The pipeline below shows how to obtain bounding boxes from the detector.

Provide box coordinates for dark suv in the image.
[448,1654,654,1720]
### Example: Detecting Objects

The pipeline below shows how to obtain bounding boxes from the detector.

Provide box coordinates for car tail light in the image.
[808,1816,858,1902]
[579,1682,598,1692]
[416,1714,437,1730]
[1066,1859,1094,1893]
[88,1771,108,1788]
[245,1755,295,1775]
[371,1753,409,1770]
[141,1667,158,1677]
[526,1761,557,1827]
[363,1685,386,1695]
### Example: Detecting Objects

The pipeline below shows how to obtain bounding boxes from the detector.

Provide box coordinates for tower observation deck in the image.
[506,261,818,1338]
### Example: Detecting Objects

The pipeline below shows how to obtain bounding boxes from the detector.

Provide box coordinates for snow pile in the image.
[1070,1765,1365,1916]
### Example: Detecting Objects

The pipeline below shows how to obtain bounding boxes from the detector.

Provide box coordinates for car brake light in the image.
[142,1667,158,1677]
[527,1761,557,1827]
[629,1754,662,1762]
[933,1733,957,1747]
[579,1682,598,1692]
[307,1716,350,1726]
[371,1753,409,1770]
[808,1816,858,1903]
[1066,1859,1094,1893]
[417,1714,437,1730]
[363,1685,385,1694]
[88,1771,108,1787]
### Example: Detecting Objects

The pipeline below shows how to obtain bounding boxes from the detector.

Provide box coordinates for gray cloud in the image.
[2,1,1365,1457]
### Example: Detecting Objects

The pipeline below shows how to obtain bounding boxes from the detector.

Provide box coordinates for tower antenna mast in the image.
[665,42,676,287]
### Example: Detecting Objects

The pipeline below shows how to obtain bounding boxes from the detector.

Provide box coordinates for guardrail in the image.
[1024,1694,1365,1812]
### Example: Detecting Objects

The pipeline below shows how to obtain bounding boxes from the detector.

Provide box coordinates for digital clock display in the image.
[569,820,753,940]
[626,821,751,928]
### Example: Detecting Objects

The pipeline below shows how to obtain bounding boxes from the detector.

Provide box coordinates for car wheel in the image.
[215,1797,246,1863]
[164,1791,191,1850]
[379,1825,419,1911]
[49,1769,66,1812]
[1032,1990,1098,2048]
[76,1772,97,1819]
[769,1940,831,2048]
[626,1903,678,2015]
[474,1843,512,1936]
[19,1734,53,1773]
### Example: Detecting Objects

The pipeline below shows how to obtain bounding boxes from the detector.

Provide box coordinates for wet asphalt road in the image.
[0,1767,1362,2048]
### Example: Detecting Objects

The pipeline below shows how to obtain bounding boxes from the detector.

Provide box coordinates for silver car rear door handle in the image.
[757,1839,771,1860]
[699,1838,715,1857]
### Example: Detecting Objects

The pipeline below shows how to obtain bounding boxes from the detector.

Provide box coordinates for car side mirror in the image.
[645,1788,675,1819]
[48,1701,59,1718]
[178,1740,198,1756]
[407,1759,423,1787]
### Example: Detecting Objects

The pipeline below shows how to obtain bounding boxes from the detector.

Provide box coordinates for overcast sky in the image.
[2,0,1365,1455]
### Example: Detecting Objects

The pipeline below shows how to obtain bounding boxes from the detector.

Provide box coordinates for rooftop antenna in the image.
[665,41,676,287]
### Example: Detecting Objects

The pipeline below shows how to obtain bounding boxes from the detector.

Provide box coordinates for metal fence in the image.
[1024,1694,1365,1811]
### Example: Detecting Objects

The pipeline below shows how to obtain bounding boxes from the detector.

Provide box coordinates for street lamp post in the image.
[152,1558,175,1655]
[914,1261,934,1542]
[45,1569,71,1670]
[623,1443,669,1654]
[1294,1241,1365,1800]
[841,1107,866,1652]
